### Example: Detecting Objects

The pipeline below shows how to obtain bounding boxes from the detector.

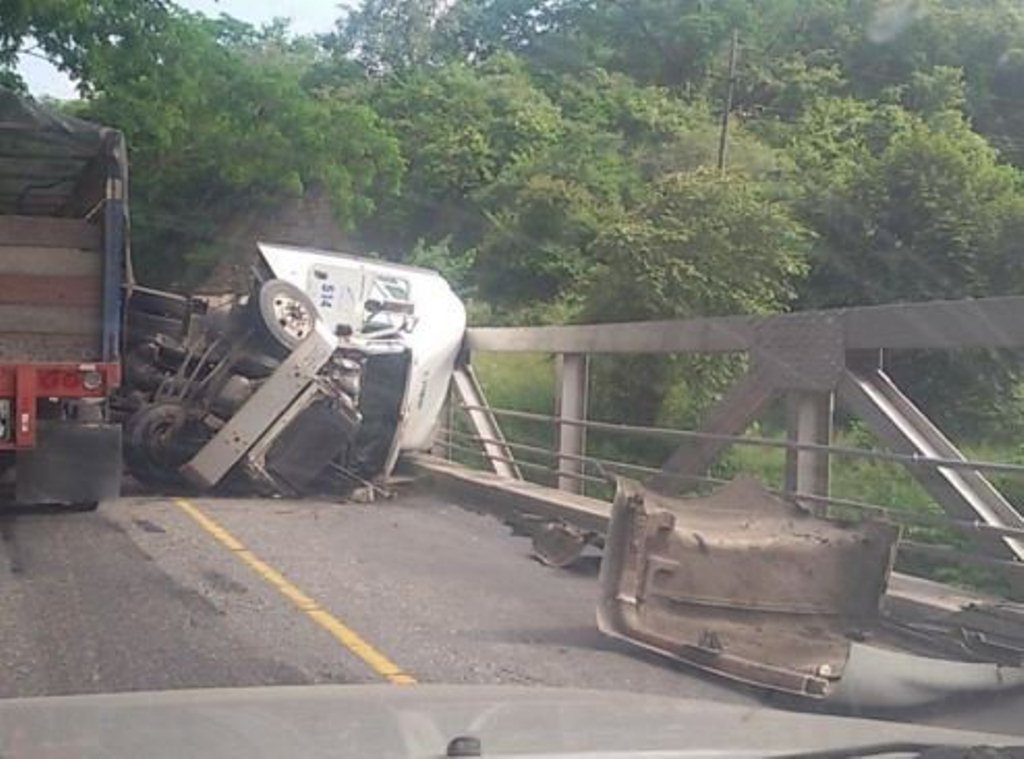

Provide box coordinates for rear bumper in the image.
[0,362,120,449]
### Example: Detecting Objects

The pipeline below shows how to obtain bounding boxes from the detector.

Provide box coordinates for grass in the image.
[473,353,556,415]
[443,353,560,485]
[457,354,1023,595]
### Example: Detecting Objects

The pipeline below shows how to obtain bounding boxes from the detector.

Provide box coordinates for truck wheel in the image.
[128,288,190,319]
[127,310,186,343]
[252,279,317,356]
[124,403,189,488]
[232,350,281,379]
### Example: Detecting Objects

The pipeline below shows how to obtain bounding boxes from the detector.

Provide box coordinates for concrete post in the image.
[555,353,589,493]
[784,390,833,505]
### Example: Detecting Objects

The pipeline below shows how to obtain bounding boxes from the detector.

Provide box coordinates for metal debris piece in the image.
[598,476,900,698]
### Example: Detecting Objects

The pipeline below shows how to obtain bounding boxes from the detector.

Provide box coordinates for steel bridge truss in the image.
[452,296,1024,590]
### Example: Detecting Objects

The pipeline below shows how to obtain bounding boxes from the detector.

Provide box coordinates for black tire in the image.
[123,403,189,488]
[126,310,186,343]
[251,279,317,357]
[232,350,281,379]
[128,288,190,319]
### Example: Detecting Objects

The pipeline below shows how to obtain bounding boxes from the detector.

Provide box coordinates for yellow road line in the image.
[175,498,416,686]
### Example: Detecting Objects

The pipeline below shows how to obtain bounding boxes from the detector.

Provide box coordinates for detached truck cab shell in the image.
[0,89,125,507]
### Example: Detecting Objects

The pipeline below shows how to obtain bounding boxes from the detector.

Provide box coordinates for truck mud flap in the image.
[597,476,900,699]
[15,421,122,505]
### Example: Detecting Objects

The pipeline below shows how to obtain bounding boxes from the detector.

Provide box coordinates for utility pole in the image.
[717,27,739,174]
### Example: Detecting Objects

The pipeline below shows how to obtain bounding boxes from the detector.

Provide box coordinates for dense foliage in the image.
[4,0,1024,436]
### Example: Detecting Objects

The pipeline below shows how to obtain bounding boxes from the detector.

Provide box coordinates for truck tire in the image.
[123,403,189,489]
[126,310,186,343]
[128,288,190,319]
[232,350,281,379]
[252,279,317,357]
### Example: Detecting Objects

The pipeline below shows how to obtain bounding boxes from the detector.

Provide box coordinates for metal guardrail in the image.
[439,421,1024,583]
[442,294,1024,596]
[457,404,1024,479]
[439,426,1024,541]
[468,295,1024,353]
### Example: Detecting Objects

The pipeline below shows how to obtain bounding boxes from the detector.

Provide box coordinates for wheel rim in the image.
[148,416,178,448]
[270,293,313,342]
[125,404,189,486]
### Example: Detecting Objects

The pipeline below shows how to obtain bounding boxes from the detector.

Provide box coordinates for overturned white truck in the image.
[117,243,465,495]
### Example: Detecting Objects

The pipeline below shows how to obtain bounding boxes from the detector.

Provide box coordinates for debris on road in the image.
[598,475,1024,705]
[116,243,465,497]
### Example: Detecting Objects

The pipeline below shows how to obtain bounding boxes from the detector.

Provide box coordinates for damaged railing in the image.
[439,295,1024,597]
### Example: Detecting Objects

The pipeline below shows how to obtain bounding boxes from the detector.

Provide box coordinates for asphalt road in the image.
[0,490,742,701]
[1,488,1023,737]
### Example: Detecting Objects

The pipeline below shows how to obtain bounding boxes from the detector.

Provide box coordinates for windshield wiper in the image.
[773,741,1024,758]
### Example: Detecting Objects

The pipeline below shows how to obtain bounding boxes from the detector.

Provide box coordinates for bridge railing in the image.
[438,295,1024,596]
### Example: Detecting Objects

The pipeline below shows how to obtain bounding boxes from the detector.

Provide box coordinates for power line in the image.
[716,27,738,174]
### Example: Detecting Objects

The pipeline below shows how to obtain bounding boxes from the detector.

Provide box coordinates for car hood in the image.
[0,684,1019,758]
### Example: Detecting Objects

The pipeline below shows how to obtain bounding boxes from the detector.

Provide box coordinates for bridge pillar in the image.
[784,390,833,506]
[555,353,589,494]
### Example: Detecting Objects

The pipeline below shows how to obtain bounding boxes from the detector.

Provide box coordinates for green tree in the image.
[582,169,809,425]
[472,155,623,307]
[788,95,1024,434]
[538,0,750,89]
[77,12,401,285]
[584,168,808,321]
[0,0,177,93]
[331,0,450,75]
[792,99,1023,307]
[361,53,562,256]
[470,69,785,311]
[760,0,1024,164]
[437,0,556,62]
[1,2,403,286]
[9,0,1024,439]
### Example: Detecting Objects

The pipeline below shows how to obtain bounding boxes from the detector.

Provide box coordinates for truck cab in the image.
[119,242,466,498]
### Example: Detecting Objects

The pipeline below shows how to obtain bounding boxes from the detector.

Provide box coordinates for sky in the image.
[17,0,353,100]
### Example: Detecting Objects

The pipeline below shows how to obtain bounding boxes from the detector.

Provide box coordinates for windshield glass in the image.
[3,0,1024,756]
